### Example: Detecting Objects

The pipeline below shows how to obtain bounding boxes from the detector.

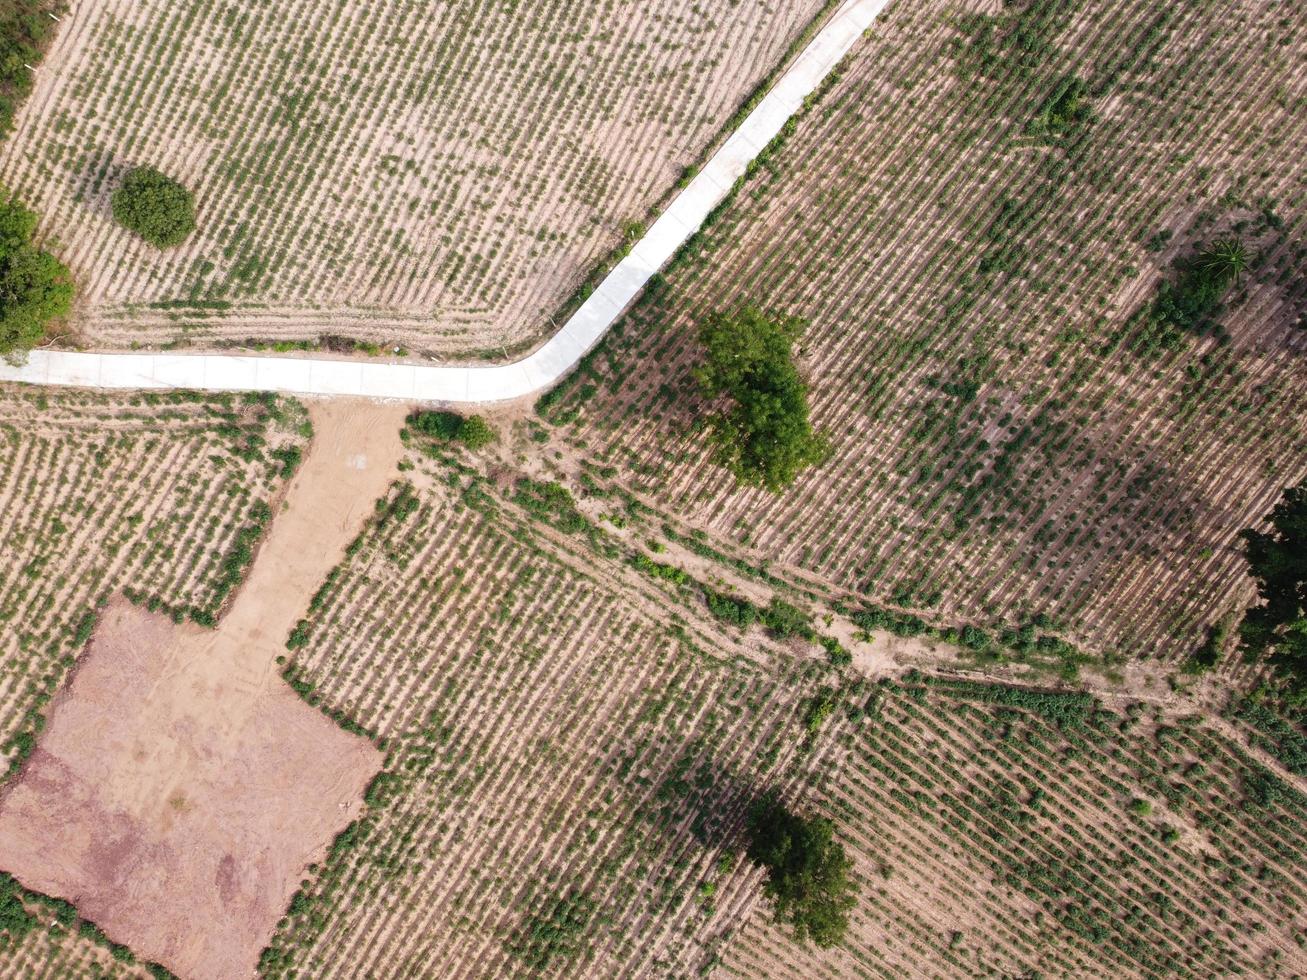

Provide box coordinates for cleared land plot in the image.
[0,600,380,980]
[0,388,403,978]
[4,0,826,352]
[540,0,1307,665]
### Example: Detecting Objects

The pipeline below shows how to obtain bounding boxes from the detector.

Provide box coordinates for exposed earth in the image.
[0,399,407,980]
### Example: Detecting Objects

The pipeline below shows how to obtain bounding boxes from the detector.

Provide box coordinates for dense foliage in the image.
[0,2,58,138]
[0,191,72,356]
[408,409,495,449]
[1241,479,1307,696]
[745,792,855,947]
[1134,237,1249,353]
[695,307,829,492]
[111,166,196,247]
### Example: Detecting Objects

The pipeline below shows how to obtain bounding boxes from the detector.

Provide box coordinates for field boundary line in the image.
[0,0,891,404]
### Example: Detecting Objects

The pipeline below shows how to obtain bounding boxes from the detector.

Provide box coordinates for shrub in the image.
[745,791,855,947]
[408,410,495,450]
[1134,237,1249,352]
[270,445,302,479]
[820,635,852,667]
[704,588,759,628]
[285,619,311,650]
[506,890,596,971]
[761,597,812,640]
[0,190,73,356]
[695,307,830,492]
[0,872,36,946]
[0,3,58,139]
[111,166,196,247]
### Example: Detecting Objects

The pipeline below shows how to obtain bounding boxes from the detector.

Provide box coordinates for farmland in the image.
[2,0,827,353]
[540,0,1307,668]
[0,383,309,765]
[0,381,310,976]
[0,0,1304,976]
[722,675,1307,978]
[218,437,1307,977]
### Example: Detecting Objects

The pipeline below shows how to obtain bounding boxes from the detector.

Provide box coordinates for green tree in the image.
[1138,236,1250,352]
[1241,479,1307,697]
[745,791,856,947]
[457,414,495,449]
[695,307,830,492]
[111,166,196,247]
[0,190,73,357]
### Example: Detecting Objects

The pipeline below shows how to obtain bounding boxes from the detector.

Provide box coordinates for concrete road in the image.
[0,0,891,405]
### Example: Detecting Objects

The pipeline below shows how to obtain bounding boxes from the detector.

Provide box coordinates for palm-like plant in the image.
[1194,237,1249,289]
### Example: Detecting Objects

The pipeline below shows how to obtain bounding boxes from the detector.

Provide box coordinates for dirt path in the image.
[0,399,409,980]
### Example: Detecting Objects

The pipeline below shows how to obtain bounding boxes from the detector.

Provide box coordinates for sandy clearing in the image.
[0,398,408,980]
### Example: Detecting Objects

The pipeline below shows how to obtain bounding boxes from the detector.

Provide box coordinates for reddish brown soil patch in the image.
[0,602,379,979]
[0,399,408,980]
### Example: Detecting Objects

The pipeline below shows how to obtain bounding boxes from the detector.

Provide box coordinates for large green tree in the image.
[695,307,829,492]
[1241,479,1307,697]
[0,191,73,357]
[111,166,196,247]
[745,791,855,947]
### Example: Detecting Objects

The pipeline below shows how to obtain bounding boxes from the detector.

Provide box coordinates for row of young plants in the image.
[261,443,867,976]
[725,676,1307,977]
[534,0,1307,670]
[4,0,828,352]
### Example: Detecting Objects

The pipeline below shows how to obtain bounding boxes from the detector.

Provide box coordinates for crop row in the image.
[3,0,825,353]
[0,383,307,777]
[543,0,1307,664]
[263,446,861,978]
[723,679,1307,977]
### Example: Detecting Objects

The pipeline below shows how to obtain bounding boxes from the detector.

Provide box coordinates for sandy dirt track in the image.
[0,399,408,980]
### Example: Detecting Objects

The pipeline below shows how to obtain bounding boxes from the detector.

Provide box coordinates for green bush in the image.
[0,190,73,356]
[1240,479,1307,696]
[0,872,37,947]
[761,597,812,640]
[0,3,58,139]
[408,410,495,450]
[1133,237,1249,353]
[704,588,759,628]
[111,166,196,247]
[695,307,830,492]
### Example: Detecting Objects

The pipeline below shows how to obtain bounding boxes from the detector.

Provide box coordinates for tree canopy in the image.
[695,307,829,493]
[0,3,58,138]
[1241,479,1307,698]
[111,166,196,247]
[1135,236,1249,353]
[0,190,73,357]
[408,409,495,450]
[745,791,855,948]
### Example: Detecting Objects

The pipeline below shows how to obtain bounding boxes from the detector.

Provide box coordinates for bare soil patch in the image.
[0,398,408,980]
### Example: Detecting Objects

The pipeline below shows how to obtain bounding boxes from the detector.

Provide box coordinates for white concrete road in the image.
[0,0,890,405]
